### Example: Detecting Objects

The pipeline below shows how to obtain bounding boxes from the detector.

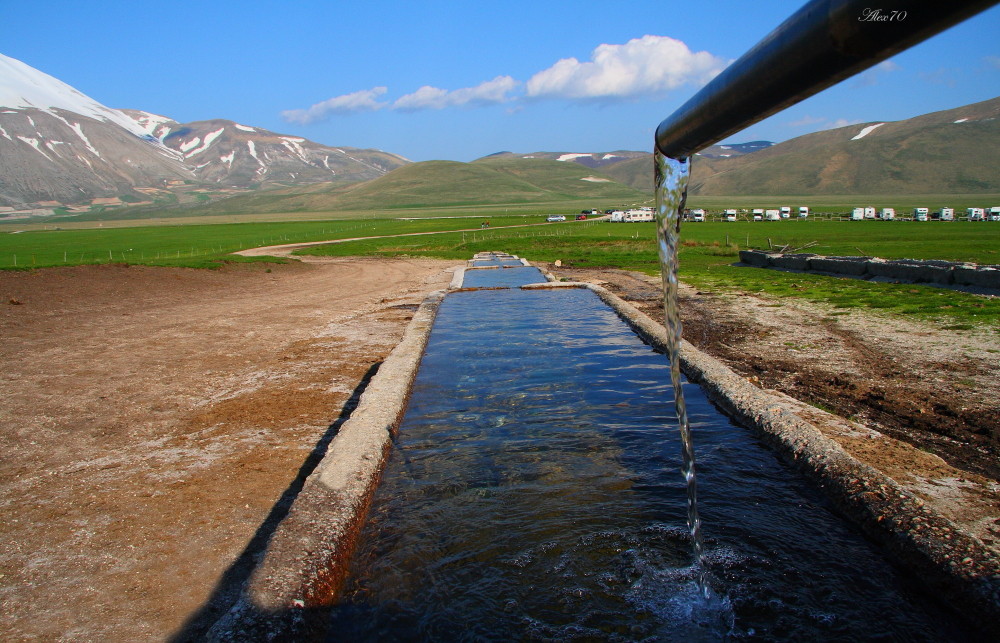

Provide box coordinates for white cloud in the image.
[525,35,727,99]
[281,87,389,124]
[983,55,1000,70]
[854,59,900,87]
[393,76,518,111]
[788,115,827,128]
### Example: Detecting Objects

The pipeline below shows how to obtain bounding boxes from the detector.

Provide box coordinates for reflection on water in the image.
[329,279,967,641]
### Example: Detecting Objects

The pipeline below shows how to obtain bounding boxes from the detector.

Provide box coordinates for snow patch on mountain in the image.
[0,53,148,138]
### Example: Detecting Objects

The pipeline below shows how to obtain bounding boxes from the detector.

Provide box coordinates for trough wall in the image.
[739,250,1000,290]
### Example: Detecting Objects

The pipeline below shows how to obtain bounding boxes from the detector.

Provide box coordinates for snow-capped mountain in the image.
[0,54,408,209]
[0,53,193,207]
[121,111,408,188]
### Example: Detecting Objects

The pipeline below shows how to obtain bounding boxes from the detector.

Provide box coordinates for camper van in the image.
[864,207,877,219]
[609,210,625,222]
[966,208,985,221]
[752,209,764,221]
[690,208,706,222]
[724,209,738,222]
[623,208,654,223]
[780,206,791,219]
[989,207,1000,222]
[935,207,955,221]
[880,208,895,220]
[851,208,865,220]
[913,207,929,221]
[765,209,781,221]
[798,206,809,218]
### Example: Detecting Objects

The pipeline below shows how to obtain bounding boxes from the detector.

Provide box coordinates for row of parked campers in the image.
[742,206,809,221]
[850,207,1000,221]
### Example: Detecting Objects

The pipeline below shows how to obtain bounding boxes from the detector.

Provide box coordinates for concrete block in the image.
[770,253,816,271]
[739,250,772,267]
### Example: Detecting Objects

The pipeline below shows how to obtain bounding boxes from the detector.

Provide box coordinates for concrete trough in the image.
[809,255,871,276]
[738,249,772,267]
[954,265,1000,289]
[867,259,954,285]
[209,259,1000,640]
[769,253,817,271]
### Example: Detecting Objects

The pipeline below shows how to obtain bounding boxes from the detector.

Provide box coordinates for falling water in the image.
[654,148,707,593]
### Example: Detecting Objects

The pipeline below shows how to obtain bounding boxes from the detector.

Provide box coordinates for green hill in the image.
[177,158,648,216]
[689,96,1000,195]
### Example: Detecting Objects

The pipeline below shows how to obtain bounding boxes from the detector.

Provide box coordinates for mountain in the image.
[688,97,1000,195]
[0,54,408,210]
[178,157,649,216]
[0,54,193,208]
[478,141,774,193]
[122,111,408,189]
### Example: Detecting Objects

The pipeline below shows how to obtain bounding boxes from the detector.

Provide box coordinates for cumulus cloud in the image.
[854,59,900,87]
[393,76,518,111]
[525,35,728,99]
[281,87,389,124]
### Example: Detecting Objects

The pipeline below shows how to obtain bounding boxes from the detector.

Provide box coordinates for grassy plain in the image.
[3,214,999,328]
[297,219,1000,329]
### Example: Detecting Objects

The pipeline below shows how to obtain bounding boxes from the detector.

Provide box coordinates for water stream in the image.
[327,255,968,640]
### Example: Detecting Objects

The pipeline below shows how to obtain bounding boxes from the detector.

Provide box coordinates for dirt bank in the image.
[0,257,456,642]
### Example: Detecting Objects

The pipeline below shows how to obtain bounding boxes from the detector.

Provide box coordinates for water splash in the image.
[654,148,707,594]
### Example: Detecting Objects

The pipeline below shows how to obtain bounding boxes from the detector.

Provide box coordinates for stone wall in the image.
[739,250,1000,290]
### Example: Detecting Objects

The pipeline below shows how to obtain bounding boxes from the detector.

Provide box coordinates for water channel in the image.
[326,257,969,641]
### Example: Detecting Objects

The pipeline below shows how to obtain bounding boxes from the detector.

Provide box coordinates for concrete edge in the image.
[575,281,1000,635]
[206,288,448,640]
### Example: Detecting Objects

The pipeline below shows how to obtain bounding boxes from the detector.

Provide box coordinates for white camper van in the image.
[864,207,876,219]
[609,210,625,222]
[936,207,955,221]
[880,208,895,220]
[913,207,929,221]
[798,206,809,218]
[989,207,1000,222]
[967,208,985,221]
[851,208,865,220]
[780,206,791,219]
[765,209,781,221]
[724,209,738,222]
[752,209,764,221]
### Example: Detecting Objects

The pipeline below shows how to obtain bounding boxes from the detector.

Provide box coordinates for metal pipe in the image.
[655,0,998,159]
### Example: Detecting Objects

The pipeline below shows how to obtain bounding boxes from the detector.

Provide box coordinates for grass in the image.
[297,219,1000,330]
[3,214,999,330]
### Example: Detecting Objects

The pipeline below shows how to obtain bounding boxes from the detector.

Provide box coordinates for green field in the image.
[295,219,1000,330]
[3,216,999,329]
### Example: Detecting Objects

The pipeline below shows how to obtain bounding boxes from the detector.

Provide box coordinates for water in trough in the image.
[326,256,969,640]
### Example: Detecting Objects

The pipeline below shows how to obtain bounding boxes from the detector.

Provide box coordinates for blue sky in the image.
[4,0,999,161]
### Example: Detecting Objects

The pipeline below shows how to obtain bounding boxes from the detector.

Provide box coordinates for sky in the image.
[3,0,999,162]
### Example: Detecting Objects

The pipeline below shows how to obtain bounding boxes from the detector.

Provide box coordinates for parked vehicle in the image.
[752,208,763,221]
[851,207,865,220]
[966,208,985,221]
[879,208,895,220]
[913,207,929,221]
[935,207,955,221]
[609,210,625,222]
[575,214,588,220]
[765,209,780,221]
[690,208,705,222]
[779,206,791,218]
[725,209,738,222]
[864,207,876,219]
[989,207,1000,221]
[546,215,566,222]
[798,206,809,218]
[623,209,654,222]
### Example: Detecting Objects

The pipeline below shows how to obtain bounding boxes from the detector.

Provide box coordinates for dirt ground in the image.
[2,255,998,641]
[551,266,1000,553]
[0,256,456,642]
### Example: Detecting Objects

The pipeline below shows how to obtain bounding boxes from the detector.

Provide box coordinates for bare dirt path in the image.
[0,256,456,642]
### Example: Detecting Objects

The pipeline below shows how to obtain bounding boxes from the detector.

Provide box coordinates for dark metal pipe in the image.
[655,0,998,159]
